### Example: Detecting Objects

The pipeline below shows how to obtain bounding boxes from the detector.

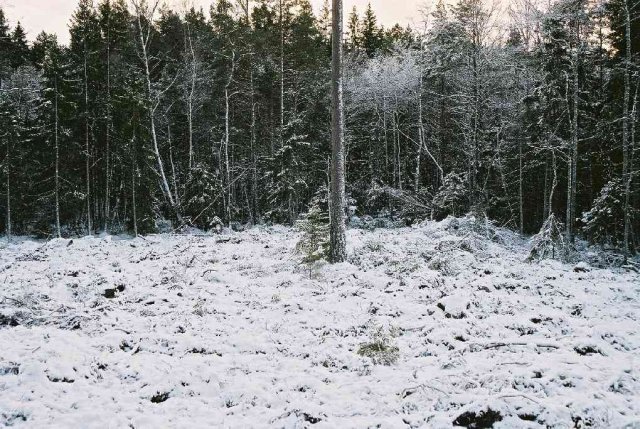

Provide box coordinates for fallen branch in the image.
[466,341,560,352]
[400,384,448,399]
[498,393,542,405]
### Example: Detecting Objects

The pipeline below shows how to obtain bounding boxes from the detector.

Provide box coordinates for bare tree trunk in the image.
[250,68,258,222]
[5,134,10,242]
[131,133,138,238]
[415,59,424,192]
[224,52,236,225]
[105,5,111,233]
[416,69,443,189]
[550,149,558,218]
[566,35,579,244]
[543,158,549,222]
[54,76,61,238]
[519,139,524,234]
[394,100,402,190]
[631,77,639,251]
[84,47,92,235]
[279,0,285,149]
[622,0,632,257]
[383,98,389,184]
[168,123,180,209]
[471,43,480,208]
[185,19,196,173]
[330,0,347,263]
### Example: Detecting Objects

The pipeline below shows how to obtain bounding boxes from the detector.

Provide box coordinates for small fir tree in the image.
[296,187,330,264]
[581,179,626,246]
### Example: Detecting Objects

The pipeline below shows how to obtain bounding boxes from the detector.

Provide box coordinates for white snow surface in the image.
[0,218,639,428]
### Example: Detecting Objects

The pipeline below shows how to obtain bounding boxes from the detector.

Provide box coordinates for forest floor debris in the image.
[0,218,638,428]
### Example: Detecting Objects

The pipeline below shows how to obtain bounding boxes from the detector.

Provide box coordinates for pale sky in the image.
[0,0,426,43]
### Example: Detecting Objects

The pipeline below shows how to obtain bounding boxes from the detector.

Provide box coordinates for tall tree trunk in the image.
[550,149,558,217]
[250,68,258,222]
[471,45,480,208]
[383,98,389,184]
[519,139,524,234]
[566,29,579,244]
[224,52,235,226]
[84,46,92,235]
[565,19,581,242]
[415,63,424,192]
[631,77,639,250]
[543,157,550,223]
[55,76,61,238]
[168,123,179,209]
[131,133,138,238]
[330,0,347,263]
[622,0,632,257]
[5,134,10,241]
[105,5,111,233]
[185,21,196,173]
[279,0,285,149]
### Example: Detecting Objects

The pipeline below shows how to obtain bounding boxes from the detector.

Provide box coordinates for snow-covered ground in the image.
[0,219,638,428]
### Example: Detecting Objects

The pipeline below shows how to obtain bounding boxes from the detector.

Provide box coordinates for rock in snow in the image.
[0,220,638,428]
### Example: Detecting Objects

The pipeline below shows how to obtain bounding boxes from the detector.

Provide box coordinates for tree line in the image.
[0,0,637,255]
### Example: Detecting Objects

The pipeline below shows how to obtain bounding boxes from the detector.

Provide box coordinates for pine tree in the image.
[69,0,101,234]
[33,32,69,237]
[0,7,12,86]
[10,23,29,69]
[347,7,360,52]
[361,3,382,57]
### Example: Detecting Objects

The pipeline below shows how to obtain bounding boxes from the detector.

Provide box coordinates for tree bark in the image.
[566,24,580,244]
[622,0,632,257]
[223,52,236,226]
[131,133,138,238]
[519,139,524,234]
[330,0,347,263]
[84,44,92,235]
[105,2,111,233]
[5,134,10,241]
[185,20,196,173]
[279,0,285,149]
[55,76,61,238]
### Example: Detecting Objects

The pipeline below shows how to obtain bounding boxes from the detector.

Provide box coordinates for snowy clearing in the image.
[0,219,639,428]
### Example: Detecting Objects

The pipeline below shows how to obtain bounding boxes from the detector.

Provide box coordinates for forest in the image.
[1,1,639,427]
[0,0,637,255]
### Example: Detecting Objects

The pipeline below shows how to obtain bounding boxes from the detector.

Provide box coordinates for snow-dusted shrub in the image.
[528,214,572,261]
[349,213,404,230]
[209,216,224,234]
[433,173,469,218]
[444,215,500,242]
[366,185,433,224]
[428,253,457,276]
[357,326,400,366]
[349,215,374,230]
[363,239,385,252]
[581,179,626,246]
[155,218,172,233]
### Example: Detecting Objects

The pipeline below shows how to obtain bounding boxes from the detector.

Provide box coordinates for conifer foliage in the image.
[296,188,330,264]
[0,0,637,256]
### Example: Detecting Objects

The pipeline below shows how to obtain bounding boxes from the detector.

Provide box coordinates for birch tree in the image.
[131,0,181,220]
